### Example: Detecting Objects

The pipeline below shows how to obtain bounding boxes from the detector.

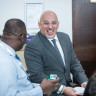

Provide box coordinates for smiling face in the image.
[38,11,59,39]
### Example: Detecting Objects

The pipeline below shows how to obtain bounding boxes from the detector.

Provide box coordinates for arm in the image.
[70,47,88,84]
[24,44,47,83]
[24,43,62,94]
[0,56,43,96]
[67,35,88,85]
[58,32,88,85]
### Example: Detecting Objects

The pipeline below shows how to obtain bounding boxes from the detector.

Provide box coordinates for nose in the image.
[48,23,53,29]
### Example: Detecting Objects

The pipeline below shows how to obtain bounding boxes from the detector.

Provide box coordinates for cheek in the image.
[41,27,47,33]
[54,27,58,32]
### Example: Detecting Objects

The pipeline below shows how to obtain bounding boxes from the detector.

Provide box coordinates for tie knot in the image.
[51,39,56,45]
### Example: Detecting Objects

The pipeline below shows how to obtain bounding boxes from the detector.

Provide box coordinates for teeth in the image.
[47,30,53,32]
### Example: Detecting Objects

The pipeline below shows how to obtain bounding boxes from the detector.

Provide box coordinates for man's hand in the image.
[82,82,87,88]
[40,78,59,94]
[63,87,77,96]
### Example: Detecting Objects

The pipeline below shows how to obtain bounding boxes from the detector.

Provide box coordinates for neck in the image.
[1,36,17,51]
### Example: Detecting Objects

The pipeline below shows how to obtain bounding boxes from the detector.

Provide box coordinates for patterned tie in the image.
[51,39,65,67]
[51,39,67,85]
[15,54,21,62]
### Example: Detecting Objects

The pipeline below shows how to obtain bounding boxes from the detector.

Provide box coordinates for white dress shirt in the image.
[0,40,43,96]
[48,35,65,66]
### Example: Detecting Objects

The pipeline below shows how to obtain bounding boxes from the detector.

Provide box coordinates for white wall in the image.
[0,0,72,40]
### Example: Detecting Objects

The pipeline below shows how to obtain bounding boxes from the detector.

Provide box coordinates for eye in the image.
[43,22,49,25]
[52,21,57,25]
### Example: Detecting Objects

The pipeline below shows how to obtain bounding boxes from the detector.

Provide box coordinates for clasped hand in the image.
[40,78,59,95]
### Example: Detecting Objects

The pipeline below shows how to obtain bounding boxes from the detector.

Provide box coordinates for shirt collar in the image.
[47,34,58,41]
[0,40,16,56]
[40,31,58,40]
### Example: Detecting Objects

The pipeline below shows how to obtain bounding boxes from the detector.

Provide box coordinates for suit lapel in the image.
[57,33,67,68]
[38,32,65,68]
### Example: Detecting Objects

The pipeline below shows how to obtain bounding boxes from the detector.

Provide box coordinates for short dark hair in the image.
[84,72,96,96]
[3,19,26,35]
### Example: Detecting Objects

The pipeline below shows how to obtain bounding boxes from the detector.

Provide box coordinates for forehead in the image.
[40,12,58,22]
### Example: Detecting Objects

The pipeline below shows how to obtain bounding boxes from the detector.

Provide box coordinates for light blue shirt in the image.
[0,40,43,96]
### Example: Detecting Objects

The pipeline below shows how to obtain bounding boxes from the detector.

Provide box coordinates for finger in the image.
[51,78,59,83]
[71,90,77,96]
[82,84,87,88]
[55,86,58,90]
[72,88,77,92]
[47,92,52,96]
[72,91,77,95]
[55,83,59,87]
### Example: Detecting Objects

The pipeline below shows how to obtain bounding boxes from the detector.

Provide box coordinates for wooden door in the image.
[72,0,96,78]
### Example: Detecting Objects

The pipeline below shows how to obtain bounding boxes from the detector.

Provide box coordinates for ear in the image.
[19,33,24,42]
[38,22,41,29]
[57,21,59,29]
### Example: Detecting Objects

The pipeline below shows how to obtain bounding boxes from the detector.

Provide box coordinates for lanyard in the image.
[0,42,30,80]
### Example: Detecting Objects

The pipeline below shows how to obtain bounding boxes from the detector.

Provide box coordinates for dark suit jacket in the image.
[25,31,88,87]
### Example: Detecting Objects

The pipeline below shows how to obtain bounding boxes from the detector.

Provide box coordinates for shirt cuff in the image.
[81,81,88,87]
[57,85,65,94]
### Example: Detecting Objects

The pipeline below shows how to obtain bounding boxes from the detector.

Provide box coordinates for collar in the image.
[0,40,15,56]
[40,31,58,41]
[47,34,58,42]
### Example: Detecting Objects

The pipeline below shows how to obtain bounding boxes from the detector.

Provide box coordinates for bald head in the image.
[40,11,58,22]
[38,10,59,39]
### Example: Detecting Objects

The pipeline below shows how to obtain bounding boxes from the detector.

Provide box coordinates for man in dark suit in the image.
[24,10,88,96]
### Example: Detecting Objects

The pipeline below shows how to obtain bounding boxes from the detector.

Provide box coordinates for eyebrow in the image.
[43,20,57,22]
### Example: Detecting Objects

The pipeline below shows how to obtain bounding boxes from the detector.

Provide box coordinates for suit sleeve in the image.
[66,35,88,85]
[24,43,47,83]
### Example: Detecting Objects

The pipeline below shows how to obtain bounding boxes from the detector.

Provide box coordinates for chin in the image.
[46,35,55,39]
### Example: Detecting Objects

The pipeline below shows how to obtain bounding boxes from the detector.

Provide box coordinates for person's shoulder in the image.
[57,32,70,40]
[0,47,7,57]
[0,49,15,70]
[26,32,43,46]
[0,51,10,63]
[0,47,14,62]
[57,32,69,36]
[26,34,38,44]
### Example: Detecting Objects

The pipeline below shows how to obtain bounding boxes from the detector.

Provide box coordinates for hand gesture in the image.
[63,87,77,96]
[40,78,59,95]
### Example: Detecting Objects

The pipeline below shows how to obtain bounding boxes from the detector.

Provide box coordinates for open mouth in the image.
[47,30,54,35]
